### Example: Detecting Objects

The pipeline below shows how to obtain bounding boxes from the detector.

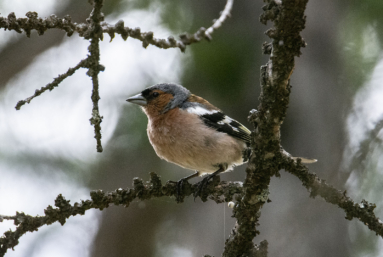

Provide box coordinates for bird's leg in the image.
[193,164,226,200]
[169,171,200,202]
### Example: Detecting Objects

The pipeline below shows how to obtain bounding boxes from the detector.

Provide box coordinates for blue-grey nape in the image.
[148,83,191,113]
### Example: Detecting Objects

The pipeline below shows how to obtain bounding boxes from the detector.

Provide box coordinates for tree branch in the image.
[205,0,234,38]
[282,156,383,238]
[85,0,105,152]
[0,172,243,256]
[0,0,233,53]
[223,0,308,255]
[0,12,88,37]
[14,58,88,110]
[102,0,234,52]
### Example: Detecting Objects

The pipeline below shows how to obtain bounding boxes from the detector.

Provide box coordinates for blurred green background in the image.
[1,0,383,256]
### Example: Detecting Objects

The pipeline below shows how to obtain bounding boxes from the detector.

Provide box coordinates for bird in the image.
[126,83,316,200]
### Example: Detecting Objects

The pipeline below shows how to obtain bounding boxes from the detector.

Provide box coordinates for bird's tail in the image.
[283,149,317,164]
[291,156,317,164]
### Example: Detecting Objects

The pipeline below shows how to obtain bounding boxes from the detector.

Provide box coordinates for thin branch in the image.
[1,0,233,53]
[223,0,308,255]
[0,12,88,37]
[14,58,88,110]
[205,0,234,37]
[0,173,243,256]
[282,156,383,237]
[85,0,105,153]
[101,21,188,52]
[102,0,234,52]
[178,0,234,47]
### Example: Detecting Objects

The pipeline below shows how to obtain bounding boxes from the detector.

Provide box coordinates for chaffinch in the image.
[127,83,315,200]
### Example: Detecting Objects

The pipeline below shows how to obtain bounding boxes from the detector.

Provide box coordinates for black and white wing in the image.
[181,96,252,145]
[200,111,251,145]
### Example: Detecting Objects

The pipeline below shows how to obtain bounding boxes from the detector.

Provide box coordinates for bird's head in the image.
[126,83,191,117]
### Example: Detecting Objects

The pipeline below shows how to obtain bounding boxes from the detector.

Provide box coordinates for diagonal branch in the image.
[178,0,234,47]
[14,58,88,110]
[0,173,243,257]
[282,156,383,237]
[205,0,234,38]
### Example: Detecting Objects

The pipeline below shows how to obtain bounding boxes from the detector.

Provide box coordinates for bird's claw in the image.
[170,171,219,202]
[169,179,187,203]
[193,175,213,201]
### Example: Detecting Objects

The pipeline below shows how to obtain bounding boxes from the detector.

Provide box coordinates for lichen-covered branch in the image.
[85,0,105,152]
[0,12,88,37]
[102,0,234,52]
[282,156,383,238]
[222,0,308,256]
[0,0,233,53]
[0,173,243,257]
[101,21,188,51]
[14,58,88,110]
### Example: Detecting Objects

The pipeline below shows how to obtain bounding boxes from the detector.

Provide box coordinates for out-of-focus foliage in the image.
[343,60,383,257]
[340,0,383,92]
[338,2,383,257]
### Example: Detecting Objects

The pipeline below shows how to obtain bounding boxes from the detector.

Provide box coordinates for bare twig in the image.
[282,156,383,238]
[101,21,188,52]
[205,0,234,38]
[14,58,88,110]
[103,0,234,52]
[177,0,234,47]
[0,173,243,256]
[1,0,233,53]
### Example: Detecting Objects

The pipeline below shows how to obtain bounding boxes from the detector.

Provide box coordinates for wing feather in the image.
[181,99,251,145]
[200,112,251,145]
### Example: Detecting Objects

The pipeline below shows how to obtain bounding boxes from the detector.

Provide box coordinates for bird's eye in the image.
[152,92,159,98]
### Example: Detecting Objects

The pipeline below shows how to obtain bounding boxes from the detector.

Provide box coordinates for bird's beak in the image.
[126,93,147,106]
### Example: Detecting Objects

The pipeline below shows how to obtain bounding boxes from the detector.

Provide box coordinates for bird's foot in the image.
[169,178,189,203]
[193,174,216,201]
[169,171,200,203]
[193,165,225,201]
